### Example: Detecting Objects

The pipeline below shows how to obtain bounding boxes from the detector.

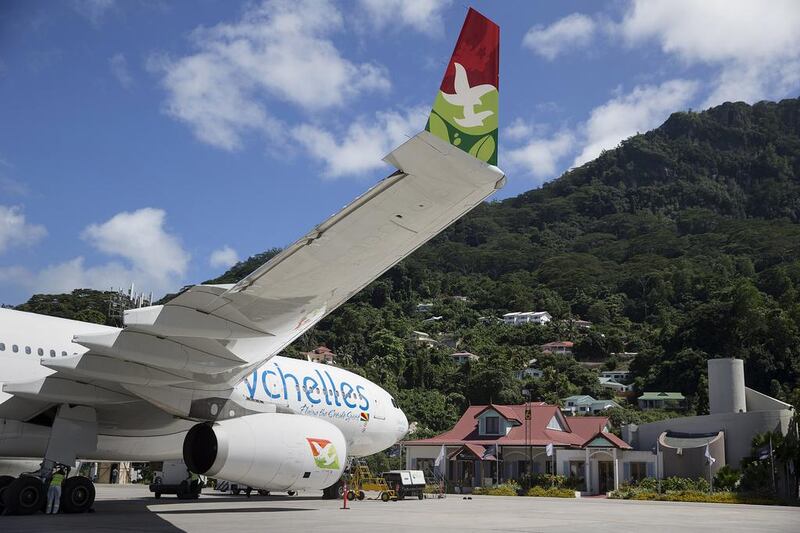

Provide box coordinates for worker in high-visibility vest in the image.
[46,468,66,514]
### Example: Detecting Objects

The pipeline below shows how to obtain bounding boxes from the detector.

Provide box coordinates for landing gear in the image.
[287,490,297,496]
[0,475,15,514]
[2,404,99,515]
[2,476,46,515]
[60,476,95,514]
[323,478,344,500]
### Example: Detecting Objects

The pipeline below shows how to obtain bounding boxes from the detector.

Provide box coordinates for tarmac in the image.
[0,484,797,532]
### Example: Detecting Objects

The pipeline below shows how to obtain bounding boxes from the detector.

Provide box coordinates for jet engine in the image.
[183,412,346,491]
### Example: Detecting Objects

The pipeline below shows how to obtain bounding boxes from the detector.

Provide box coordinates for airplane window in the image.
[50,350,56,357]
[13,344,18,353]
[25,346,31,355]
[37,348,44,356]
[0,343,4,351]
[61,351,67,356]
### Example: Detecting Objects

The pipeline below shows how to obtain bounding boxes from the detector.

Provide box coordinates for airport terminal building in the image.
[403,404,657,494]
[404,358,794,495]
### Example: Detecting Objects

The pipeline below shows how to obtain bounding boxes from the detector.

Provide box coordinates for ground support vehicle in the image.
[382,470,426,500]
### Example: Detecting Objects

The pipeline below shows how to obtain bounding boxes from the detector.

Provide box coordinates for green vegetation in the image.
[11,99,800,443]
[525,486,576,498]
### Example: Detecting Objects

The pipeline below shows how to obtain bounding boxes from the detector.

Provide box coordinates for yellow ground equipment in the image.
[347,461,397,502]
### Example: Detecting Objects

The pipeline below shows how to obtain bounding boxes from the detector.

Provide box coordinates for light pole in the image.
[522,389,531,480]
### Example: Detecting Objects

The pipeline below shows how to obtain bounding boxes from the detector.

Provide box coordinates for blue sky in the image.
[1,0,799,304]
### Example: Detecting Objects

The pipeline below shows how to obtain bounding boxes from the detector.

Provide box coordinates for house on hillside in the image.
[562,395,620,415]
[502,311,552,326]
[450,351,479,365]
[599,376,634,395]
[516,360,543,380]
[540,341,573,356]
[409,331,437,347]
[600,370,631,384]
[304,346,336,365]
[404,403,656,495]
[638,392,686,410]
[415,302,435,313]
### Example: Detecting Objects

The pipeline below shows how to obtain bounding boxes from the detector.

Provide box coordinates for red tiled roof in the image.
[404,404,615,448]
[474,404,521,423]
[541,341,574,348]
[580,430,632,450]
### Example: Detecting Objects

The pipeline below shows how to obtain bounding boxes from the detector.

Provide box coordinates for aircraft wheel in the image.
[0,475,15,513]
[257,489,270,496]
[3,476,45,515]
[357,490,365,501]
[418,493,424,500]
[60,476,95,514]
[380,492,389,502]
[232,487,241,495]
[287,490,296,496]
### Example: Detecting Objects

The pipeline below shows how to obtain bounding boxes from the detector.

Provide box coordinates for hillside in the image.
[17,98,800,436]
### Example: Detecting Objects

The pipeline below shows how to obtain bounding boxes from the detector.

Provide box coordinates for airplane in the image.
[0,7,501,516]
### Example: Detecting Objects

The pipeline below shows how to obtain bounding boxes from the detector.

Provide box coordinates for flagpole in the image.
[769,434,776,494]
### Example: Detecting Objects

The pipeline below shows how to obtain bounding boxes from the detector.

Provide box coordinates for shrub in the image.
[519,473,580,490]
[713,466,741,492]
[526,486,576,498]
[661,476,710,493]
[474,481,520,496]
[608,489,779,505]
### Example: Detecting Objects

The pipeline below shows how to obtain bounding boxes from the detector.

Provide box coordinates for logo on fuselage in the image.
[306,437,340,470]
[243,361,370,411]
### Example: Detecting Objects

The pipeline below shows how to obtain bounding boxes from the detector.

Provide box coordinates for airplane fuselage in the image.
[0,308,407,461]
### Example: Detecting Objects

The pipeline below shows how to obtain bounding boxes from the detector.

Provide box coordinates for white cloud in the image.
[507,131,575,183]
[209,245,239,269]
[71,0,115,26]
[0,208,189,297]
[573,79,698,166]
[522,13,597,60]
[357,0,452,36]
[618,0,800,107]
[504,80,697,182]
[292,106,427,178]
[151,0,390,151]
[504,118,533,142]
[109,53,133,89]
[0,205,47,254]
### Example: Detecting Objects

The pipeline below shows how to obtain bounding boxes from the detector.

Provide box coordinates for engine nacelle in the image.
[183,412,346,491]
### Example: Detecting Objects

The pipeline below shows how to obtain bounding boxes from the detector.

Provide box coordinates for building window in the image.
[416,458,433,474]
[629,462,647,482]
[485,416,500,435]
[569,461,585,483]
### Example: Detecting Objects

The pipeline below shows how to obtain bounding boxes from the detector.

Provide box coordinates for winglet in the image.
[426,8,500,165]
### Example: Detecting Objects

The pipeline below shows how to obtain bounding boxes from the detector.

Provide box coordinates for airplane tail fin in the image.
[426,8,500,165]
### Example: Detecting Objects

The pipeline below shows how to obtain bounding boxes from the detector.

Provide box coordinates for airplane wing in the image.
[4,9,502,420]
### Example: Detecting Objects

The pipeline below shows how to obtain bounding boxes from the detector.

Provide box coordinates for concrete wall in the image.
[636,409,792,468]
[708,358,746,415]
[659,433,725,479]
[745,387,793,412]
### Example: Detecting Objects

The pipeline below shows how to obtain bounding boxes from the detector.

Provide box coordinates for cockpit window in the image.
[391,397,398,408]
